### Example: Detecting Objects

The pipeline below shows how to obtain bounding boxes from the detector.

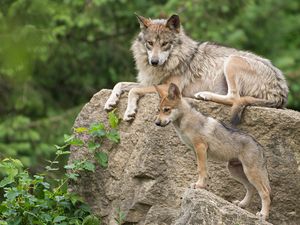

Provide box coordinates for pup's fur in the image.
[104,14,288,124]
[155,83,271,220]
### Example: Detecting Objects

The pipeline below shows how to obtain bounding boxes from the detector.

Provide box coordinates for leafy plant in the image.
[0,111,121,224]
[0,158,100,225]
[73,110,120,169]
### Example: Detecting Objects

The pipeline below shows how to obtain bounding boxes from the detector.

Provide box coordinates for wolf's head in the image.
[135,14,181,67]
[155,83,182,127]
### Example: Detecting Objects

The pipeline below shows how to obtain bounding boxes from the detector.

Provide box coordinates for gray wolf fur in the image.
[155,83,271,220]
[104,14,288,124]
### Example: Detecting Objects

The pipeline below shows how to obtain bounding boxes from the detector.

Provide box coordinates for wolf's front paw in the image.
[190,182,207,189]
[194,92,212,101]
[104,94,119,111]
[123,107,137,121]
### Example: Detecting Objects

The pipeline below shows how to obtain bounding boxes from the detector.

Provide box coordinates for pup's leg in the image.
[227,160,255,208]
[242,163,271,220]
[104,82,139,111]
[190,142,208,189]
[124,84,169,121]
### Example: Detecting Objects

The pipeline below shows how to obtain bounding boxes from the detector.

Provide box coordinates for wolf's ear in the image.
[168,83,181,100]
[135,13,151,30]
[166,14,180,32]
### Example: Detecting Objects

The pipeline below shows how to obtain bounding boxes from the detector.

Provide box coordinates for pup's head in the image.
[155,83,182,127]
[135,14,181,67]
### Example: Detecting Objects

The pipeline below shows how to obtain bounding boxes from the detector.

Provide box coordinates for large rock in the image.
[69,89,300,225]
[174,188,272,225]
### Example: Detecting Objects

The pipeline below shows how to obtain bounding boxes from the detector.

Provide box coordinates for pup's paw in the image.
[232,200,246,208]
[123,107,137,121]
[104,94,119,111]
[194,92,212,101]
[256,211,268,221]
[190,182,207,189]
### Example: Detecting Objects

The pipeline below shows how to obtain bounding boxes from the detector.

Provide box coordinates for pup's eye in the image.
[147,41,153,46]
[162,42,169,47]
[163,108,170,113]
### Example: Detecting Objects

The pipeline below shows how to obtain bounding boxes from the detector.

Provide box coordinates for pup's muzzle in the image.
[155,119,170,127]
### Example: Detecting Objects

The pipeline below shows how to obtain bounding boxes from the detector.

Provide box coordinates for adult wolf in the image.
[104,14,288,124]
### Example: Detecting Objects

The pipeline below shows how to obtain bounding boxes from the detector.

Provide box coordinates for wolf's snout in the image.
[150,59,159,66]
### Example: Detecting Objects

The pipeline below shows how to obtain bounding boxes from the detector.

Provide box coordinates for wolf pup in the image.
[104,14,288,124]
[155,83,271,220]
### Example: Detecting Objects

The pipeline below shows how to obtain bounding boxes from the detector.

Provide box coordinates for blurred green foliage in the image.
[0,0,299,170]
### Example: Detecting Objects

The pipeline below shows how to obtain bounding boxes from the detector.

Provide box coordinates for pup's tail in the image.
[230,97,284,126]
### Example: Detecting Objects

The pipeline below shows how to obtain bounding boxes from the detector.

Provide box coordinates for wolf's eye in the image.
[163,107,170,113]
[147,41,153,46]
[162,42,169,47]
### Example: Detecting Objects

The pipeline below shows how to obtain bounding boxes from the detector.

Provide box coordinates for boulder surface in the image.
[69,89,300,225]
[174,188,272,225]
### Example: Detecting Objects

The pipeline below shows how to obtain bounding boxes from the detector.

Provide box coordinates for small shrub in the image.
[0,111,121,225]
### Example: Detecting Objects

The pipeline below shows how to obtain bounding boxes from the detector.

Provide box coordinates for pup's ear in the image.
[135,13,151,30]
[154,85,165,98]
[168,83,181,100]
[166,14,180,32]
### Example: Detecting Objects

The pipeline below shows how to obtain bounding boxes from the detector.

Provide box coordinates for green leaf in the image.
[45,166,59,171]
[70,194,83,205]
[0,176,14,187]
[9,216,22,225]
[5,188,20,200]
[82,215,101,225]
[56,150,71,155]
[108,111,119,128]
[40,213,52,222]
[106,129,120,143]
[83,161,95,172]
[70,138,84,146]
[54,144,69,150]
[74,127,88,133]
[64,164,75,170]
[11,159,23,168]
[95,152,108,168]
[66,173,79,181]
[64,134,75,143]
[53,216,67,223]
[89,123,106,137]
[88,141,101,152]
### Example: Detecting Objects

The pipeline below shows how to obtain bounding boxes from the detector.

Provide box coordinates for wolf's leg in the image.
[123,84,169,121]
[104,82,139,111]
[227,160,255,208]
[194,55,252,104]
[242,163,271,220]
[190,141,208,189]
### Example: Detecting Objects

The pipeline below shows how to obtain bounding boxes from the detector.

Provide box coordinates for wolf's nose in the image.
[151,59,159,66]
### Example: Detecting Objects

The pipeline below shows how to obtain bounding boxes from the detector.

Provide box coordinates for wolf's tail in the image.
[230,97,285,126]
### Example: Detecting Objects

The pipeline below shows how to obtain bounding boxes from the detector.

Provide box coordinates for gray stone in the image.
[69,89,300,225]
[174,188,272,225]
